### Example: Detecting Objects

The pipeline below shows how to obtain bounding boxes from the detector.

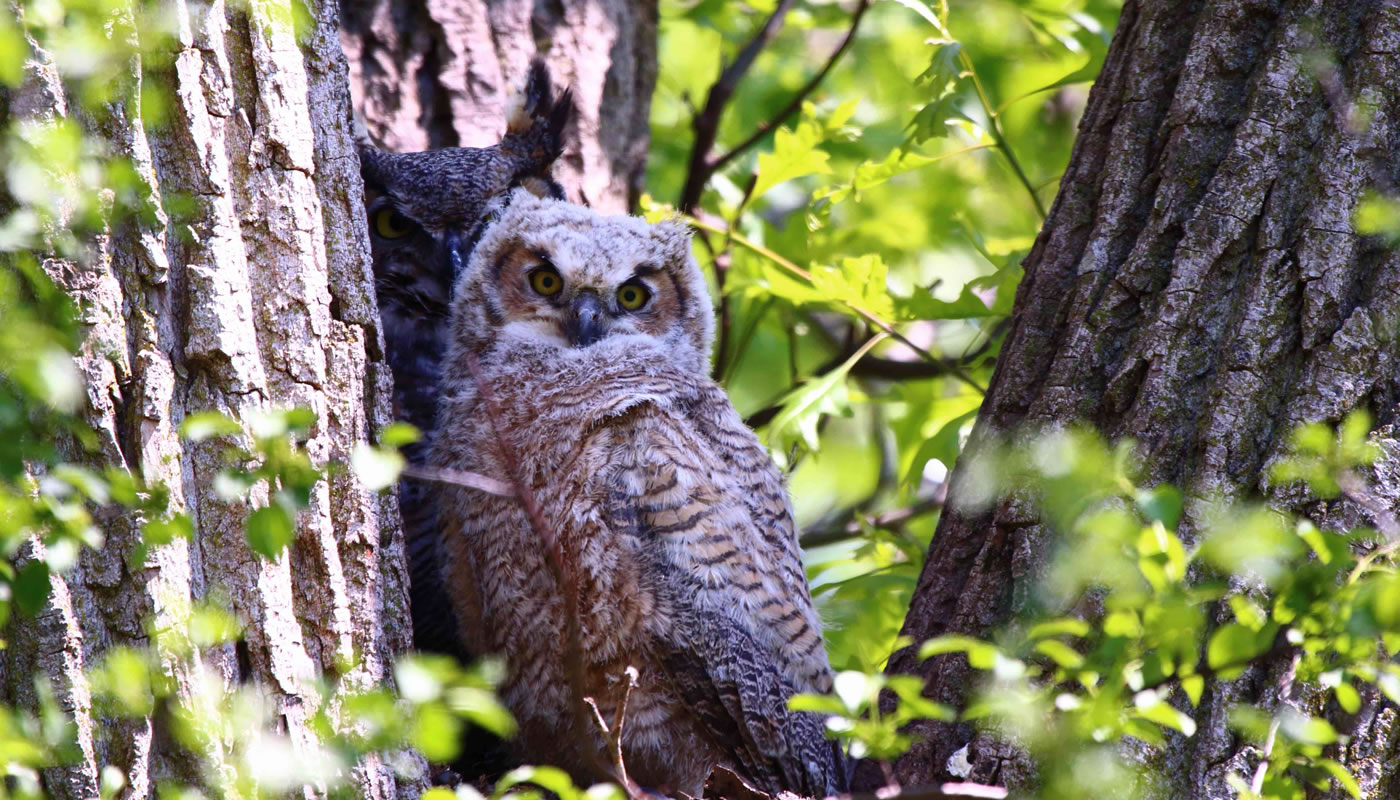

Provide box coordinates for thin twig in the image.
[1249,650,1302,794]
[708,0,873,176]
[688,216,986,393]
[957,50,1045,220]
[584,665,642,797]
[802,495,946,548]
[400,464,512,497]
[711,177,757,382]
[680,0,800,213]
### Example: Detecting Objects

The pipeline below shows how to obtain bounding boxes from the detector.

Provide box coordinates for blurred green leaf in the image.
[245,505,295,559]
[752,122,832,199]
[13,560,51,616]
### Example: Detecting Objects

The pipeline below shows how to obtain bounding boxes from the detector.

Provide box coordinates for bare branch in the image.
[709,0,872,175]
[400,463,512,497]
[680,0,800,212]
[585,666,642,798]
[801,495,945,548]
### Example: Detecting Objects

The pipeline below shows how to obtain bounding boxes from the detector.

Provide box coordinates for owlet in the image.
[430,188,848,797]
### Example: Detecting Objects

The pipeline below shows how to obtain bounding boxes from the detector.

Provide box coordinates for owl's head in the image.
[449,189,713,373]
[359,60,571,338]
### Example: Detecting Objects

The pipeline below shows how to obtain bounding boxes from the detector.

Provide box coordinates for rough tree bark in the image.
[888,1,1400,798]
[337,0,657,212]
[4,1,415,798]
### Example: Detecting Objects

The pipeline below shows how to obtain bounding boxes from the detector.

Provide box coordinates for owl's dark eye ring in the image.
[372,207,415,239]
[616,282,650,311]
[528,265,563,296]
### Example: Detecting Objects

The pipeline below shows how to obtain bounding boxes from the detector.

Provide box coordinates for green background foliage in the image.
[645,0,1120,673]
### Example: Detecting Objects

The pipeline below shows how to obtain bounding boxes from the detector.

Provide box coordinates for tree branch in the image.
[680,0,800,213]
[708,0,872,176]
[400,463,512,497]
[801,495,945,548]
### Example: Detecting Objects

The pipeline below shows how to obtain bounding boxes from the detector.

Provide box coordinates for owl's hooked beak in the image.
[565,292,607,347]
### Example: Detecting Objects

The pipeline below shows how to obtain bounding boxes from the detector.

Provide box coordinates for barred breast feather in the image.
[432,338,846,797]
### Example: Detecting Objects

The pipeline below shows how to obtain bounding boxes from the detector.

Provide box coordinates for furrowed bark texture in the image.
[889,1,1400,797]
[337,0,657,213]
[4,0,420,797]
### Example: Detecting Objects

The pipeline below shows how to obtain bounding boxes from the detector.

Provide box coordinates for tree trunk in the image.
[337,0,658,212]
[5,0,417,797]
[888,1,1400,797]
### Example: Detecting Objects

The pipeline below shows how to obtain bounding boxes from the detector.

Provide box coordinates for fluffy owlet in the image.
[430,188,848,797]
[358,62,571,661]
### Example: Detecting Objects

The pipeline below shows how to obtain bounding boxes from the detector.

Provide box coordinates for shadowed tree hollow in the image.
[886,1,1400,797]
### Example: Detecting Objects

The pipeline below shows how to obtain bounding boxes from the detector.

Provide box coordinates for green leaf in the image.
[1134,695,1197,736]
[411,703,462,763]
[1355,191,1400,242]
[1027,617,1091,640]
[1206,623,1276,676]
[763,335,884,464]
[1280,713,1338,746]
[1333,680,1361,714]
[379,422,422,448]
[894,281,997,321]
[904,408,978,486]
[1009,23,1108,104]
[1227,595,1267,631]
[1181,674,1205,707]
[13,560,51,616]
[246,505,295,559]
[1135,484,1182,530]
[809,255,895,319]
[447,685,516,737]
[180,411,241,442]
[907,94,963,144]
[496,766,580,800]
[142,514,193,548]
[1316,758,1363,799]
[883,0,948,32]
[752,123,832,199]
[918,635,998,669]
[1034,639,1084,669]
[788,693,850,715]
[916,40,961,91]
[351,443,405,491]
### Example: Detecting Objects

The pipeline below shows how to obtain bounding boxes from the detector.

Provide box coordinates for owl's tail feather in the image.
[502,58,572,171]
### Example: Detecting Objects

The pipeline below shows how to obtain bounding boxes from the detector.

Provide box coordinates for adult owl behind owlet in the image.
[358,62,571,662]
[431,189,848,797]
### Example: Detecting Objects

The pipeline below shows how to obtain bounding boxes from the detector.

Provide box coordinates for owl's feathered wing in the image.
[579,374,849,796]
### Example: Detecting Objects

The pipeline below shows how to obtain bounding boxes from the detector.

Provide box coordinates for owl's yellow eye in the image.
[372,208,414,239]
[529,266,563,296]
[616,283,650,311]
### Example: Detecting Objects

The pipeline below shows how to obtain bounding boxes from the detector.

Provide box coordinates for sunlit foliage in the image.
[646,0,1120,672]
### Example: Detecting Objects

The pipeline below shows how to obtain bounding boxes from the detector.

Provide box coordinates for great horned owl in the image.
[358,62,571,660]
[430,188,848,797]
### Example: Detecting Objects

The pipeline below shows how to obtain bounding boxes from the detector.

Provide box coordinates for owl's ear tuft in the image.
[504,60,572,169]
[358,142,390,193]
